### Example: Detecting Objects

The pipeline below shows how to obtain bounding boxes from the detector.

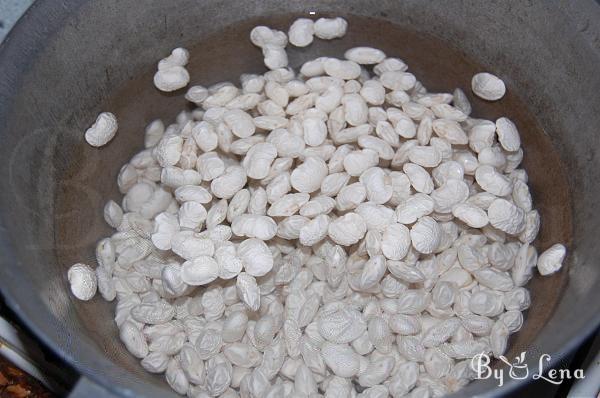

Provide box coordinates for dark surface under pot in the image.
[0,1,599,397]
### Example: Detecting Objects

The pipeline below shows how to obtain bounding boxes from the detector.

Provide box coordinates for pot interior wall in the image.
[54,13,571,391]
[0,1,598,397]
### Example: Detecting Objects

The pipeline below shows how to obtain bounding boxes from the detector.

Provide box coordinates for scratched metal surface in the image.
[0,0,34,42]
[0,0,598,396]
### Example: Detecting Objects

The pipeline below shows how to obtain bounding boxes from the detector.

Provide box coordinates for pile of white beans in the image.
[71,16,567,398]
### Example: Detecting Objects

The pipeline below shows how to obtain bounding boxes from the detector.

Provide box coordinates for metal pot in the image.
[0,0,598,396]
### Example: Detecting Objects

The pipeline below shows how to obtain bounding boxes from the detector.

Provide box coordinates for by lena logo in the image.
[470,351,585,387]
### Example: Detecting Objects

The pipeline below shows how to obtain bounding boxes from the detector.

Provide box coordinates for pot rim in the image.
[0,1,599,397]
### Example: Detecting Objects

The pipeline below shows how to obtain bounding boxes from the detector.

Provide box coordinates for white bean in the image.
[68,17,568,397]
[85,112,118,147]
[313,17,347,39]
